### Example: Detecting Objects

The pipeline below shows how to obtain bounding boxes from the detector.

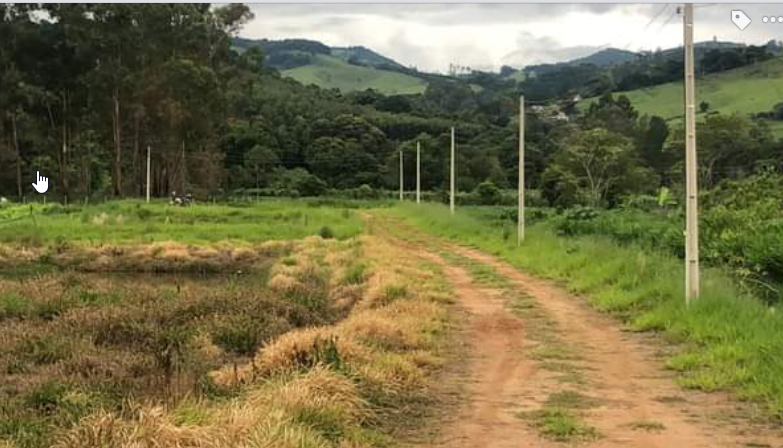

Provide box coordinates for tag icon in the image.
[32,171,49,194]
[732,10,752,30]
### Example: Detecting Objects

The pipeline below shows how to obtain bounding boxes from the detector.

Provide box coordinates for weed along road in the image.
[369,215,783,448]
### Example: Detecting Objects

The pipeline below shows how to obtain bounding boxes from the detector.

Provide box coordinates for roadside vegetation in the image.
[390,202,783,422]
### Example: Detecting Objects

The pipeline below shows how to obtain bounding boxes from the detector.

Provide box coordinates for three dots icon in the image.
[762,16,783,23]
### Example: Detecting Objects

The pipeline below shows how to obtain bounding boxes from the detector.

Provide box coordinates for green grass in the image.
[0,199,365,246]
[387,203,783,421]
[519,407,600,442]
[282,54,427,95]
[582,56,783,136]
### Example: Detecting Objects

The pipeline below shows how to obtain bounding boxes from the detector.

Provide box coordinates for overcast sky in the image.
[240,4,783,72]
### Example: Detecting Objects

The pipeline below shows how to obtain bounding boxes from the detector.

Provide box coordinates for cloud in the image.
[240,4,779,72]
[501,32,609,67]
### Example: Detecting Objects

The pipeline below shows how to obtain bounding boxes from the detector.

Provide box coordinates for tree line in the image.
[2,4,781,207]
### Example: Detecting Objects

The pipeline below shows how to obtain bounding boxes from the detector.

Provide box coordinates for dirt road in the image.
[375,218,783,448]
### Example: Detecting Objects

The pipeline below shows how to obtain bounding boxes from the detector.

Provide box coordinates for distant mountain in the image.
[233,37,427,94]
[331,46,407,71]
[569,48,640,67]
[233,37,409,72]
[524,41,751,78]
[657,40,744,61]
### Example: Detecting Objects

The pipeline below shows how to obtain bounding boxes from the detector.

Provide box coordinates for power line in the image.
[658,8,681,33]
[644,4,671,33]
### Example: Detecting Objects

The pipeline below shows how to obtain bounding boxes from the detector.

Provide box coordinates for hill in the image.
[282,54,428,94]
[233,37,427,94]
[581,56,783,135]
[569,48,640,67]
[331,46,407,70]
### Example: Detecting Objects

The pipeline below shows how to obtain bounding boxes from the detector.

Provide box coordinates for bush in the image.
[319,226,335,239]
[212,318,264,358]
[474,181,503,205]
[355,184,377,200]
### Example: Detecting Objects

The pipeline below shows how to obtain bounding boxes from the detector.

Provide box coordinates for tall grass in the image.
[0,199,364,246]
[389,203,783,421]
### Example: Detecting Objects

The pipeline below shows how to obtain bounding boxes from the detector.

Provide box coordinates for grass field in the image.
[583,57,783,136]
[0,199,452,448]
[390,203,783,421]
[0,200,365,246]
[282,54,428,95]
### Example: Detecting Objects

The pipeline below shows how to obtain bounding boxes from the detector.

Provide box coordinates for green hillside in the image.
[282,54,427,95]
[585,57,783,134]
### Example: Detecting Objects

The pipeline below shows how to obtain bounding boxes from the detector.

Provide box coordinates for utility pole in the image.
[399,149,404,201]
[416,141,421,204]
[684,3,700,303]
[146,145,151,204]
[450,127,455,215]
[518,96,525,245]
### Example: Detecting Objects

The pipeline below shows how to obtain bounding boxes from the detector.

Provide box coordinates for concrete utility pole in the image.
[684,3,700,303]
[416,141,421,204]
[146,145,151,204]
[518,96,525,245]
[399,149,404,201]
[450,127,455,215]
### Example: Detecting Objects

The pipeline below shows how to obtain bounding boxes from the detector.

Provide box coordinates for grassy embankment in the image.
[389,203,783,421]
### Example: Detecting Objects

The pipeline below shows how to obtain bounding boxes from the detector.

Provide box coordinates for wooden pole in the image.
[518,96,525,245]
[450,127,455,215]
[684,3,700,303]
[416,141,421,204]
[146,145,151,204]
[399,149,404,201]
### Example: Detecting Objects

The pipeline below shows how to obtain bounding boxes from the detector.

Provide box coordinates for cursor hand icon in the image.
[32,171,49,194]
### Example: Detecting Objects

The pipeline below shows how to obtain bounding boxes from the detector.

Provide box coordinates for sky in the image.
[240,4,783,72]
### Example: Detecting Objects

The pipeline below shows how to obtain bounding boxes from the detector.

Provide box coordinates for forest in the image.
[3,4,781,207]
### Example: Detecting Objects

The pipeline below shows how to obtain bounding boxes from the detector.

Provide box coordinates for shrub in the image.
[318,226,335,239]
[474,181,503,205]
[355,184,377,200]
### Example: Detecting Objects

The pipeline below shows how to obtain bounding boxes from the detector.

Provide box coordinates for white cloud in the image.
[240,4,782,72]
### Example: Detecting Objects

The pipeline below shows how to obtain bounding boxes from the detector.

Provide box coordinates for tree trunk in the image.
[59,91,71,204]
[112,88,122,197]
[181,140,186,192]
[59,124,67,204]
[132,112,140,196]
[10,112,22,198]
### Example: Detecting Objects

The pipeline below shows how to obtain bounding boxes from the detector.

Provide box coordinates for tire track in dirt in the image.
[446,244,783,448]
[367,216,556,448]
[369,215,782,448]
[424,259,555,448]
